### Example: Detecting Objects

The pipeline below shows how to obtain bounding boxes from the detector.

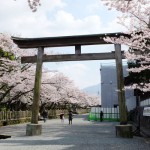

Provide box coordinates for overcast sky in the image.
[0,0,126,89]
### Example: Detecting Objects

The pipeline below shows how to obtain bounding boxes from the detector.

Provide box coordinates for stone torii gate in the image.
[12,32,130,137]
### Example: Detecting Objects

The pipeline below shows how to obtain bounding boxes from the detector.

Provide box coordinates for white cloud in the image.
[57,63,87,88]
[0,0,66,36]
[0,0,124,37]
[48,10,102,36]
[86,0,105,13]
[41,0,66,11]
[102,17,126,33]
[56,62,100,89]
[58,63,88,77]
[0,0,125,89]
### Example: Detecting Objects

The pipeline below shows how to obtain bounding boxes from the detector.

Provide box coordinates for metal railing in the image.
[89,107,120,121]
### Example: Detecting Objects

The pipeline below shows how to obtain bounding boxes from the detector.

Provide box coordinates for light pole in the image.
[110,81,113,107]
[101,81,104,106]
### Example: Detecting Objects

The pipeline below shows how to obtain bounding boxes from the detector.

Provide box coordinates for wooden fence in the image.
[0,111,32,126]
[0,108,90,126]
[0,111,32,121]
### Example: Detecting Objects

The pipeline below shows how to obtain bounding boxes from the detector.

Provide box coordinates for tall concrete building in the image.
[100,63,136,111]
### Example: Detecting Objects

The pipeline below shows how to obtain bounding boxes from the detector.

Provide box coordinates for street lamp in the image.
[110,81,113,107]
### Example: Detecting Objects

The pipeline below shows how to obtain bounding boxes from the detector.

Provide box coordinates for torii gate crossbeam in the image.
[21,52,125,63]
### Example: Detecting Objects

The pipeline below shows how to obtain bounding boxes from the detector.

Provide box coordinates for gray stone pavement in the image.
[0,114,150,150]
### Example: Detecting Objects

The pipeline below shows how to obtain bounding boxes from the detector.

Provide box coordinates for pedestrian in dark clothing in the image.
[60,112,64,123]
[68,111,73,125]
[42,109,48,123]
[100,111,104,122]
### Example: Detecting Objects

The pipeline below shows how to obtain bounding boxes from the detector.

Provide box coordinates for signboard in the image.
[143,107,150,116]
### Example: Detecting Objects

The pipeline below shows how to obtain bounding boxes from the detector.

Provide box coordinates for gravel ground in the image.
[0,114,150,150]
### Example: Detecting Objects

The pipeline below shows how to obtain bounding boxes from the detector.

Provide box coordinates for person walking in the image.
[42,109,48,123]
[100,111,104,122]
[60,112,64,123]
[68,111,73,125]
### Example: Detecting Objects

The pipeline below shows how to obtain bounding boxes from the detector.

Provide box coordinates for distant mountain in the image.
[82,84,101,96]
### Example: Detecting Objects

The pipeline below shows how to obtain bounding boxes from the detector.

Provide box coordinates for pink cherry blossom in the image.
[102,0,150,92]
[0,33,99,109]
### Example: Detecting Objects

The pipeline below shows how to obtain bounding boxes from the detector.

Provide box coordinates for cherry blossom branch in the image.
[28,0,41,12]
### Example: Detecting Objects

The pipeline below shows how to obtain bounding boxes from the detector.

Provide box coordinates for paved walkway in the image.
[0,114,150,150]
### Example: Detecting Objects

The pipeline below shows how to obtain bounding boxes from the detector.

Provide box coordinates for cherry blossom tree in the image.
[13,0,41,12]
[0,33,36,110]
[0,34,21,103]
[102,0,150,92]
[40,72,99,110]
[27,0,41,12]
[0,33,99,110]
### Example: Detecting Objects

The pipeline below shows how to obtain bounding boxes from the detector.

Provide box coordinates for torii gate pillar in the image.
[114,44,127,124]
[115,44,132,138]
[26,47,44,136]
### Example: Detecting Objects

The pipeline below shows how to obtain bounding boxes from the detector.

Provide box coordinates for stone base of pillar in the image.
[26,124,42,136]
[116,124,133,138]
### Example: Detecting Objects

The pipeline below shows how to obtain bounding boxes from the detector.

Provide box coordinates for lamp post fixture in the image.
[110,81,113,107]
